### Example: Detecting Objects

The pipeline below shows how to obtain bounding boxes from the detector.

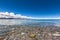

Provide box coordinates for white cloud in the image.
[0,12,32,19]
[0,12,60,19]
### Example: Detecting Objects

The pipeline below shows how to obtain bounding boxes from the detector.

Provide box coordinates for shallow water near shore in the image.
[0,19,60,34]
[0,19,60,40]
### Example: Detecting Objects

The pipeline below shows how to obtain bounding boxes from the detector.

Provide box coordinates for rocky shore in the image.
[0,26,60,40]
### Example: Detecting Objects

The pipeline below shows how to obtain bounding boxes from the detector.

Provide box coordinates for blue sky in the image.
[0,0,60,18]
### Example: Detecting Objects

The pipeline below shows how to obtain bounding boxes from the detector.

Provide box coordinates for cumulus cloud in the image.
[0,12,60,19]
[0,12,32,19]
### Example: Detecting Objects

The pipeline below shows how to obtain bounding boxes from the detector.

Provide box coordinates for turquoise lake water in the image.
[0,19,60,34]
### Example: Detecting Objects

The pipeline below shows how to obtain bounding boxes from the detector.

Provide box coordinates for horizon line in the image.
[0,18,60,19]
